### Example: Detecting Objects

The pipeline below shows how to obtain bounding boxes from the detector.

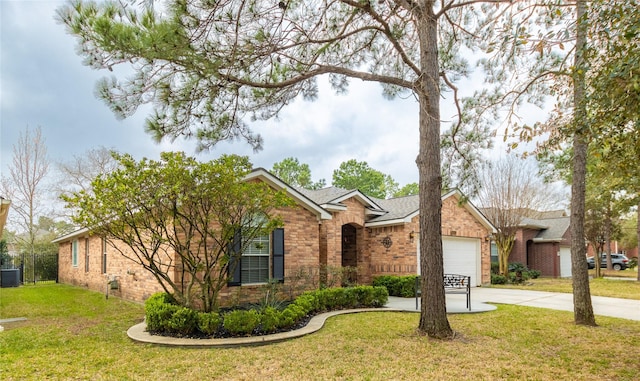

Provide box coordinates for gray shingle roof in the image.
[533,217,570,241]
[368,195,419,222]
[296,187,353,205]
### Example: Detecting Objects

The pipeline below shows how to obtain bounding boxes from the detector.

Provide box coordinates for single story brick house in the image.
[506,211,572,277]
[53,169,495,305]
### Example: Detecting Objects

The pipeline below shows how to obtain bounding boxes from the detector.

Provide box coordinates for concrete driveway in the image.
[389,287,640,321]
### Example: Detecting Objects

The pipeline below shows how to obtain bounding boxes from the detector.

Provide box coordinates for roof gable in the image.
[298,186,385,213]
[245,169,332,220]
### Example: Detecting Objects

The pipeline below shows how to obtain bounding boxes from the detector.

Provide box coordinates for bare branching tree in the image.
[477,156,563,276]
[0,126,51,282]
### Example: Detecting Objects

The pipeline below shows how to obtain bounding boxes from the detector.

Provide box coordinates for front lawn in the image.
[1,284,639,380]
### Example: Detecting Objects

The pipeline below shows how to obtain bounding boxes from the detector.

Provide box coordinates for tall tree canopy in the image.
[271,157,326,190]
[63,152,292,312]
[59,0,570,338]
[332,159,398,199]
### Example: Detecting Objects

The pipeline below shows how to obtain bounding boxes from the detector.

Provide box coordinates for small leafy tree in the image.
[63,152,293,312]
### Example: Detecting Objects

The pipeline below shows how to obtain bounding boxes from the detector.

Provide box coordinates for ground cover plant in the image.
[1,284,639,380]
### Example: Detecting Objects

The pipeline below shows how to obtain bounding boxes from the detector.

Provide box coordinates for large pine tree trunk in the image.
[570,0,596,326]
[637,200,640,281]
[416,1,453,339]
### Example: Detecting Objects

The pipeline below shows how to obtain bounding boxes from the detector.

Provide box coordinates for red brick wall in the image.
[217,205,321,306]
[58,204,321,307]
[528,242,560,277]
[58,234,169,303]
[367,195,492,284]
[510,229,539,265]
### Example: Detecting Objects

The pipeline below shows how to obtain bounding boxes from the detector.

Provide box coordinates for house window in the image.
[228,227,285,286]
[72,240,78,267]
[241,234,270,284]
[85,238,90,272]
[101,238,107,274]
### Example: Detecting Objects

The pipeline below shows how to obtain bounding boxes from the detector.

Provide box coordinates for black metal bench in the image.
[415,274,471,311]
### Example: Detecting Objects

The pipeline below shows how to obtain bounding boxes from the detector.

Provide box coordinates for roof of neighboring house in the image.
[531,216,570,243]
[501,213,569,243]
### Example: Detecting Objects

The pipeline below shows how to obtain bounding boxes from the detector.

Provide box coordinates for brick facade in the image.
[56,176,494,306]
[509,220,571,277]
[57,204,322,307]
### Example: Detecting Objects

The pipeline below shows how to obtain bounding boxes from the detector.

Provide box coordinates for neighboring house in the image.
[53,169,495,306]
[508,211,572,277]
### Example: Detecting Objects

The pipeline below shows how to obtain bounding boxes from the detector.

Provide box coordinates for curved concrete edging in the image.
[127,307,408,348]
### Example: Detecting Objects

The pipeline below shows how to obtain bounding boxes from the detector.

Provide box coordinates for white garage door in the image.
[559,247,572,278]
[442,237,481,286]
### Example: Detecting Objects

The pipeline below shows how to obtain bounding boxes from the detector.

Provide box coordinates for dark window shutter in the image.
[272,228,285,282]
[227,229,242,286]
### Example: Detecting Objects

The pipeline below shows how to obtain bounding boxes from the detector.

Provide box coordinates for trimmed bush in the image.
[145,293,180,332]
[223,309,261,335]
[197,312,222,335]
[260,307,281,333]
[373,275,418,297]
[528,269,541,279]
[167,307,198,335]
[491,274,507,285]
[144,285,388,338]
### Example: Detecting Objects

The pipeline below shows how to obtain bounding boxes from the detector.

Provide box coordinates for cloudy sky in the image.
[1,0,533,193]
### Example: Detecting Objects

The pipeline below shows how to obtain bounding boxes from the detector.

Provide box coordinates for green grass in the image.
[492,269,640,300]
[1,284,639,380]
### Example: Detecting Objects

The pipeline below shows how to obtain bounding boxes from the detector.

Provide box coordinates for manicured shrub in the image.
[290,293,315,314]
[628,257,637,270]
[167,307,198,335]
[491,274,507,285]
[145,293,180,332]
[372,275,418,297]
[197,312,222,335]
[368,286,389,307]
[223,309,261,335]
[527,269,541,279]
[145,286,387,338]
[260,307,281,333]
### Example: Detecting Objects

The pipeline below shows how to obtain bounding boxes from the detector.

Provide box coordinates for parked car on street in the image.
[586,253,629,270]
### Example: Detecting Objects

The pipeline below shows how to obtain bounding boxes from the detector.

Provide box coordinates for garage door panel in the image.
[442,237,480,286]
[559,247,571,278]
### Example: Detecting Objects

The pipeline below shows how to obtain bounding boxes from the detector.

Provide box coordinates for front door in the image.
[341,224,357,284]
